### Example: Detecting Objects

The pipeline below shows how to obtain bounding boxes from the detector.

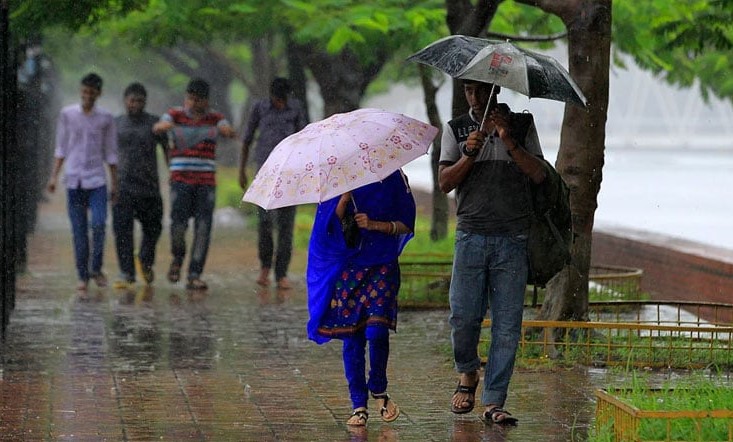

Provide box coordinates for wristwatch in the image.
[461,144,479,158]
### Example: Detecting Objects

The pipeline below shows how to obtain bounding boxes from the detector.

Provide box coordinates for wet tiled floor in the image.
[1,203,624,441]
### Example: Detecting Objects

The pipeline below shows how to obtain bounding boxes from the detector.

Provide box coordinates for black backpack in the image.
[510,112,573,289]
[525,159,573,288]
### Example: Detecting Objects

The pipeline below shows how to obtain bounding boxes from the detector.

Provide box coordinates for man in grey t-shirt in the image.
[439,80,546,425]
[239,77,308,289]
[112,82,167,288]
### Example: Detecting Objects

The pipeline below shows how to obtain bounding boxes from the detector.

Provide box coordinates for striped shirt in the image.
[162,107,230,186]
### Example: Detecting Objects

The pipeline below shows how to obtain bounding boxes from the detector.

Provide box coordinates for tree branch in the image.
[486,30,568,42]
[514,0,577,20]
[154,48,198,78]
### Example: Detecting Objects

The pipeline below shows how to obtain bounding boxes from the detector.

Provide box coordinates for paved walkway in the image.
[0,202,616,441]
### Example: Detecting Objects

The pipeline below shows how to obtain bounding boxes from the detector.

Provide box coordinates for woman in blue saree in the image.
[307,169,416,426]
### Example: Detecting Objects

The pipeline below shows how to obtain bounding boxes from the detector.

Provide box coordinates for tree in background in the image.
[8,0,732,327]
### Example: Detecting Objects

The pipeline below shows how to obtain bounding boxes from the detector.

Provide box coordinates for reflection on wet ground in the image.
[0,208,670,441]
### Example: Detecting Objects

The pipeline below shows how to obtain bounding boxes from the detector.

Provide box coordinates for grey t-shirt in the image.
[115,112,166,198]
[241,98,308,168]
[440,108,543,235]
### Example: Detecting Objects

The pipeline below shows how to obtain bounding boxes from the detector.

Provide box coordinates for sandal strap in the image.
[485,407,518,425]
[350,408,369,421]
[371,392,390,412]
[455,384,478,394]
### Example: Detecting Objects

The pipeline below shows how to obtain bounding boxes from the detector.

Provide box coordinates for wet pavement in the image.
[1,201,623,441]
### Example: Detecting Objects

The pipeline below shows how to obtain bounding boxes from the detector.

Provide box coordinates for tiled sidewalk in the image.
[0,206,610,441]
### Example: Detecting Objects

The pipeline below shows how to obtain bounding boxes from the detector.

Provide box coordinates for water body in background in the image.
[365,48,733,251]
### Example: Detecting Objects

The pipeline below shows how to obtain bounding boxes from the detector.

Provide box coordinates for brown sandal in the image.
[347,407,368,426]
[372,392,400,422]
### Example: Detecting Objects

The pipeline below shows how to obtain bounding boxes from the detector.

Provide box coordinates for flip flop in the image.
[347,408,369,426]
[372,392,400,422]
[481,406,518,426]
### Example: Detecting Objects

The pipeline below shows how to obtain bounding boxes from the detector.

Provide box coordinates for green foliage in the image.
[14,0,733,107]
[99,0,271,47]
[490,1,565,46]
[614,0,733,102]
[216,167,248,210]
[282,0,445,63]
[9,0,146,37]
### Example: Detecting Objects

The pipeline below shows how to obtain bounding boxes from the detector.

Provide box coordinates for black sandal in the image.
[371,392,400,422]
[347,407,368,426]
[451,374,479,414]
[482,406,518,426]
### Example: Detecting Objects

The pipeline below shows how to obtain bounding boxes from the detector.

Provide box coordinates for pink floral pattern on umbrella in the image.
[242,108,438,210]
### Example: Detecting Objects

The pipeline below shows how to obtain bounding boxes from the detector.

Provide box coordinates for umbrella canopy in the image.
[242,108,438,210]
[408,35,587,107]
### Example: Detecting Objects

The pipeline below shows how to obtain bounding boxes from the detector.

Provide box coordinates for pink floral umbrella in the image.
[242,108,439,210]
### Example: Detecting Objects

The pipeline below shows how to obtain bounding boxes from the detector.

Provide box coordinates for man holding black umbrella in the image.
[439,79,546,425]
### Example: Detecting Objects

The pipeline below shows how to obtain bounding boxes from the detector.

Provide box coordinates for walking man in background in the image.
[154,78,236,290]
[47,72,118,293]
[439,80,546,425]
[112,82,167,289]
[239,77,308,289]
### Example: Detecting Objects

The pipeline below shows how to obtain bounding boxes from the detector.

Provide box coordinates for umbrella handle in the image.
[479,83,498,133]
[350,194,358,212]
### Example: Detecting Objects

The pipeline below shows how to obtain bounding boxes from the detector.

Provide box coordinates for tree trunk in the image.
[418,65,448,240]
[157,45,235,119]
[446,0,501,119]
[430,0,501,241]
[301,47,386,117]
[285,34,310,124]
[534,0,612,322]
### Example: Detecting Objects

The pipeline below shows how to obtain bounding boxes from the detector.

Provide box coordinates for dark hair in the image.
[186,78,210,99]
[123,82,147,98]
[81,73,103,91]
[462,79,491,87]
[270,77,291,99]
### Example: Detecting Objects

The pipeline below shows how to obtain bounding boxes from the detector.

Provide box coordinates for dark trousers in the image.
[112,193,163,281]
[257,206,296,280]
[170,182,215,281]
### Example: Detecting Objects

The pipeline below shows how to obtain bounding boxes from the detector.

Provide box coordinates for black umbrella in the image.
[408,35,587,107]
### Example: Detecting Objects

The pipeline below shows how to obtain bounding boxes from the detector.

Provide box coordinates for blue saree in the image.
[306,170,416,344]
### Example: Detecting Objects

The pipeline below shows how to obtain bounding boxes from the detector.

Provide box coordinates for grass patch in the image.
[480,323,733,370]
[590,374,733,441]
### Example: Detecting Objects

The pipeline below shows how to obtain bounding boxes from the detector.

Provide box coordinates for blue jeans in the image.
[67,185,108,282]
[169,182,215,281]
[448,230,528,407]
[342,326,390,409]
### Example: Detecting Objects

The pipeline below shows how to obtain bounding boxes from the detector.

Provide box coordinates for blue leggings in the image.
[342,326,390,409]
